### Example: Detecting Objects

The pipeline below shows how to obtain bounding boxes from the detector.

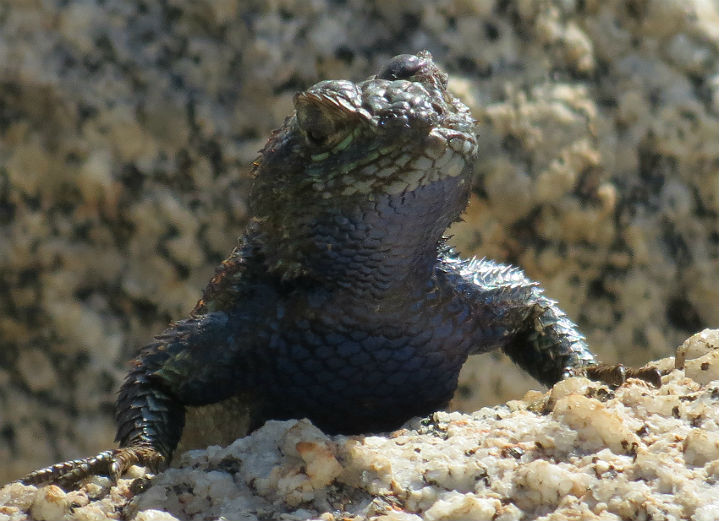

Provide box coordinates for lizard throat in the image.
[254,172,471,295]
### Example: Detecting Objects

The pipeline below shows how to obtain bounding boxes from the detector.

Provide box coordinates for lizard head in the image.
[250,51,477,282]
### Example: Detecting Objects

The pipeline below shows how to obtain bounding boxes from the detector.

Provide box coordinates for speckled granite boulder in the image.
[0,330,716,520]
[0,0,717,482]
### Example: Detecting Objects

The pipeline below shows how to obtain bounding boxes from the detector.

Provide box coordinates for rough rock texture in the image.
[1,330,717,521]
[0,0,717,483]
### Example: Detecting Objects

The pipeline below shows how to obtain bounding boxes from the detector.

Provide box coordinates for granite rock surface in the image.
[0,329,717,521]
[0,0,718,482]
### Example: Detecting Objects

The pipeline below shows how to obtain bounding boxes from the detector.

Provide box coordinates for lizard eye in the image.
[295,91,353,150]
[301,113,339,146]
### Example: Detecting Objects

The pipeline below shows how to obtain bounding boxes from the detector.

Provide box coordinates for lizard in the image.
[16,51,660,489]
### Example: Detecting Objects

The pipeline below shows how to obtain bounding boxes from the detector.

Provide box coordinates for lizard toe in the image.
[15,446,165,490]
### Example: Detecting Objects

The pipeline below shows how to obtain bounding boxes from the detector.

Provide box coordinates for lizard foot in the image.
[16,445,165,490]
[584,363,662,388]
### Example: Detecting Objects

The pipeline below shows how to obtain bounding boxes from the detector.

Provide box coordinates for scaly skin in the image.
[16,52,659,489]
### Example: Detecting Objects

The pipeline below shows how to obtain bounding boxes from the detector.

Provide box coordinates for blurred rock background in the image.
[0,0,716,483]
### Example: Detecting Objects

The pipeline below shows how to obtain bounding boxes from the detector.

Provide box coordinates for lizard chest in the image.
[251,288,475,433]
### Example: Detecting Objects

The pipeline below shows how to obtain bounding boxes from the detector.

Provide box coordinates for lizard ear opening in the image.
[294,92,352,149]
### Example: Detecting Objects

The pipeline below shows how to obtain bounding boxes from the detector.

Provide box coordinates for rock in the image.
[0,0,717,484]
[675,329,720,385]
[0,331,716,520]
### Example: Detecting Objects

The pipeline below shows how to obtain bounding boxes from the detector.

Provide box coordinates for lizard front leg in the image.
[440,255,660,387]
[17,311,249,489]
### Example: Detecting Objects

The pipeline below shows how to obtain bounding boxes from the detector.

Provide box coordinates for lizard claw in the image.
[15,445,165,490]
[585,363,662,388]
